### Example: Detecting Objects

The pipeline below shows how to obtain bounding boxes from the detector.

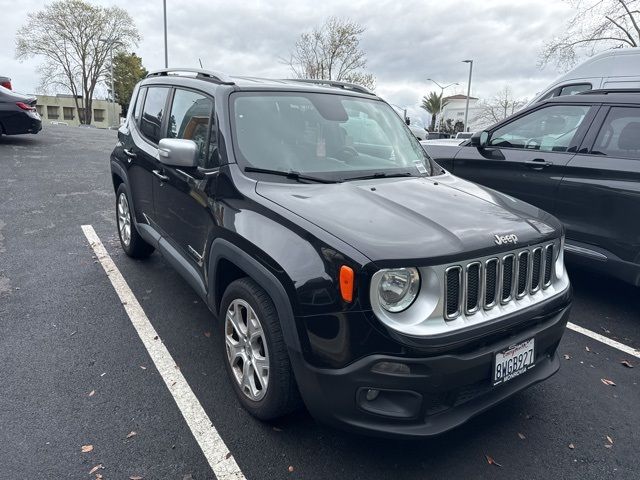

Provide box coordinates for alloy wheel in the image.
[117,192,131,247]
[224,298,270,401]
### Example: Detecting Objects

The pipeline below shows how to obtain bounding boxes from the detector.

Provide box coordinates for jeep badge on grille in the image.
[494,234,518,245]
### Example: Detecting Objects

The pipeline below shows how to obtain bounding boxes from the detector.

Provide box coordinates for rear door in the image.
[453,103,596,213]
[127,85,171,227]
[152,87,218,272]
[555,105,640,263]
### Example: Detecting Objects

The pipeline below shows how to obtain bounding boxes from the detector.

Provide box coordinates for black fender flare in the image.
[208,238,301,352]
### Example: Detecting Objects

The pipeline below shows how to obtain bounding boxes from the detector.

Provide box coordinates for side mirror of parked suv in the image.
[470,131,489,148]
[158,138,199,168]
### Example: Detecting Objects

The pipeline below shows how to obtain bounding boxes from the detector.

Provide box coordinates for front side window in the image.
[167,89,214,168]
[231,92,431,181]
[489,105,591,152]
[140,87,169,144]
[592,107,640,157]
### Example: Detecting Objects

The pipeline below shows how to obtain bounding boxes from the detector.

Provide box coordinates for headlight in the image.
[378,268,420,312]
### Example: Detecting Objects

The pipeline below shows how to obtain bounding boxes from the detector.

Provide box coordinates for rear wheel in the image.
[116,184,154,259]
[220,277,300,420]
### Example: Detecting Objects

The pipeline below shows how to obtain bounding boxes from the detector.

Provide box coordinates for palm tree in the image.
[420,92,449,131]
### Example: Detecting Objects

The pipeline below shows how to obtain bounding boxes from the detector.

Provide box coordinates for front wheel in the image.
[220,278,300,420]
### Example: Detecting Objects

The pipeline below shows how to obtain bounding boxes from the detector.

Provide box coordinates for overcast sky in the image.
[1,0,574,122]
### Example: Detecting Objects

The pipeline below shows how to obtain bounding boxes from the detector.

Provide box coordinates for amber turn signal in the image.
[339,265,354,302]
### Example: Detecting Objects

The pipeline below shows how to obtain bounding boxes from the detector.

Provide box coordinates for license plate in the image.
[493,338,535,386]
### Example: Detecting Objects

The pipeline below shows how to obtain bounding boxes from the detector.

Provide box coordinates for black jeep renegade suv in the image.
[110,68,571,438]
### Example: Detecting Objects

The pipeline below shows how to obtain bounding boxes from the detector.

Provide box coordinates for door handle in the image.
[525,159,553,170]
[152,169,169,182]
[123,148,137,158]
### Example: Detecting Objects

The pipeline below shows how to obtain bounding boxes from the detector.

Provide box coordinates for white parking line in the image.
[567,322,640,358]
[81,225,245,480]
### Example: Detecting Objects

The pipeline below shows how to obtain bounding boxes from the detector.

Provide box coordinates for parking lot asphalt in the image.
[0,124,638,479]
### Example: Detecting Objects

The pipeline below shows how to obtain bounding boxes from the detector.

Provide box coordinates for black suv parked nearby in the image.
[110,69,571,437]
[422,90,640,286]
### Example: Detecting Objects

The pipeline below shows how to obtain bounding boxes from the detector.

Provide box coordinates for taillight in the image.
[1,81,12,90]
[16,102,35,111]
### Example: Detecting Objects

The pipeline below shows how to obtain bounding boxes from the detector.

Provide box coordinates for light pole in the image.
[462,60,474,132]
[163,0,168,68]
[427,79,459,132]
[99,38,123,128]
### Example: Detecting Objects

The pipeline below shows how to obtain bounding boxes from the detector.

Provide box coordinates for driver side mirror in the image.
[158,138,198,168]
[470,131,490,148]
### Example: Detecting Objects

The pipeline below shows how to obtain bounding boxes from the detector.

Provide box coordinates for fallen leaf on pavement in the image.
[204,331,211,338]
[607,435,614,444]
[601,378,616,386]
[273,427,283,432]
[485,455,502,467]
[585,346,590,352]
[130,476,143,480]
[563,354,571,360]
[81,444,94,453]
[518,432,526,440]
[96,474,103,480]
[89,464,104,474]
[225,451,232,459]
[288,466,294,473]
[620,360,634,368]
[126,431,137,439]
[88,390,95,397]
[605,444,613,449]
[140,366,147,370]
[568,443,575,449]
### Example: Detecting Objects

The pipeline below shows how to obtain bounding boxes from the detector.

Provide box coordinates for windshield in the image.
[231,92,432,181]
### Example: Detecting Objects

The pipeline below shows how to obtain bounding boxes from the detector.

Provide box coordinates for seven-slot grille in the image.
[444,243,555,320]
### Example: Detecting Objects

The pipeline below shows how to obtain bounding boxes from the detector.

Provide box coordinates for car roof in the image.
[140,69,379,100]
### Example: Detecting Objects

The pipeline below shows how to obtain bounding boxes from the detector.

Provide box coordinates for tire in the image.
[115,183,154,259]
[220,277,300,420]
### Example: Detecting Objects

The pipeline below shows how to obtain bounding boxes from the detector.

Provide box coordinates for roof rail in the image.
[285,78,374,95]
[580,88,640,95]
[146,68,235,85]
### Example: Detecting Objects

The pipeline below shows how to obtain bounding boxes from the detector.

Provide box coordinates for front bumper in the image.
[290,301,570,438]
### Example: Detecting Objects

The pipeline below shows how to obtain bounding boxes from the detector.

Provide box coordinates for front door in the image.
[152,87,218,271]
[453,104,595,214]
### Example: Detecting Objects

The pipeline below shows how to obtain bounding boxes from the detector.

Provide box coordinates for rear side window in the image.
[167,88,216,168]
[558,83,592,97]
[140,87,169,144]
[592,107,640,158]
[489,105,591,152]
[133,87,146,124]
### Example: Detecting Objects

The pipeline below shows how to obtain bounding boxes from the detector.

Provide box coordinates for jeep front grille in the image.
[444,243,555,320]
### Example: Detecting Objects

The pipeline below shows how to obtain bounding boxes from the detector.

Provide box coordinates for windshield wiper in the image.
[244,166,337,184]
[341,172,415,182]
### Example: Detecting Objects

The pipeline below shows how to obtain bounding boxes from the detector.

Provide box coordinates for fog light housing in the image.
[371,361,410,375]
[357,388,422,419]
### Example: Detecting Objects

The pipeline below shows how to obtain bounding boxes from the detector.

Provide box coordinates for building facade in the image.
[35,94,121,128]
[440,94,483,132]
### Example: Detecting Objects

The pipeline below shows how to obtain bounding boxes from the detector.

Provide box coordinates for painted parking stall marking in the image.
[81,225,246,480]
[567,322,640,358]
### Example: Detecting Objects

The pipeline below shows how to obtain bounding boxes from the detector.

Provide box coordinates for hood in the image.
[255,173,562,265]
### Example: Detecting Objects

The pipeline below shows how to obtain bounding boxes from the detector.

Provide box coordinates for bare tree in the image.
[540,0,640,70]
[474,87,528,127]
[286,17,375,90]
[15,0,140,124]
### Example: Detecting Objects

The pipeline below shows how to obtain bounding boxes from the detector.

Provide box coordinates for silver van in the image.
[529,47,640,105]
